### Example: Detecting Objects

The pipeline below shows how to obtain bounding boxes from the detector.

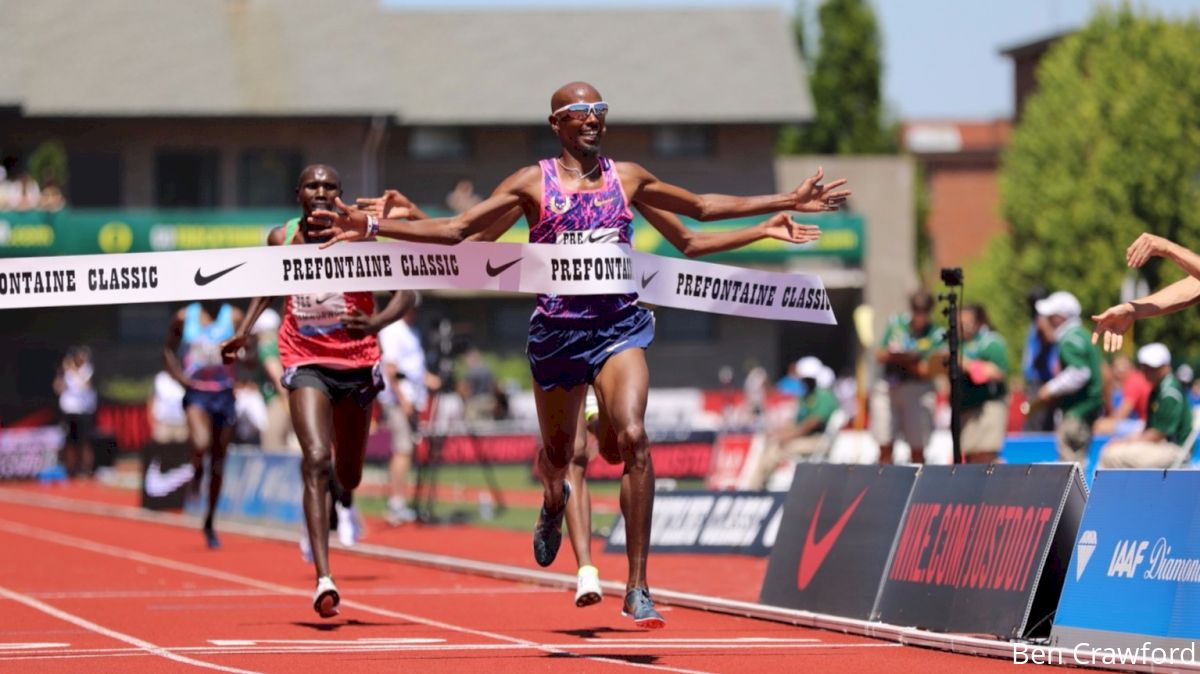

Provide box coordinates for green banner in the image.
[0,208,864,263]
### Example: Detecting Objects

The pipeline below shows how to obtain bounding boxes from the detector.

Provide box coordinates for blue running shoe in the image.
[622,588,665,629]
[532,481,570,567]
[203,525,220,550]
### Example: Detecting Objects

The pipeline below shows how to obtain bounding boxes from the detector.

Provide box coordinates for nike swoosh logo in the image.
[641,271,659,289]
[588,230,618,243]
[194,262,246,286]
[315,293,336,305]
[486,257,521,277]
[796,488,868,590]
[144,458,196,498]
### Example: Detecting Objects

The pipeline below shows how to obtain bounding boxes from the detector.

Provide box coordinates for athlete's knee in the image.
[301,451,332,483]
[616,421,647,454]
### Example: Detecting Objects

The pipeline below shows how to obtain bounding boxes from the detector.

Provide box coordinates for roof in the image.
[0,1,812,125]
[998,30,1071,59]
[901,120,1012,155]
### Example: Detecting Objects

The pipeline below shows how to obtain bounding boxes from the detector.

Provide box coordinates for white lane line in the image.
[0,520,713,674]
[0,585,261,674]
[584,637,821,643]
[0,641,903,661]
[28,586,557,600]
[0,642,69,649]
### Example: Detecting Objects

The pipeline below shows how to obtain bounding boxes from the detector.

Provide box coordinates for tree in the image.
[971,8,1200,366]
[781,0,896,155]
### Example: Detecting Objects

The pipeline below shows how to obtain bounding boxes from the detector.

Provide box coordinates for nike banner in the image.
[758,464,918,619]
[873,463,1087,639]
[183,449,303,524]
[140,441,194,510]
[604,490,786,557]
[0,241,836,324]
[1052,470,1200,655]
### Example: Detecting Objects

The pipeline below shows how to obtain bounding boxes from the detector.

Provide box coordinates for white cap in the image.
[1035,291,1082,318]
[796,356,824,380]
[252,307,281,335]
[1137,342,1171,369]
[817,366,835,389]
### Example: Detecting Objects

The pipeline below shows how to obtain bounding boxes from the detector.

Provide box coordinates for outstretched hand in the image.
[356,189,415,220]
[791,166,851,213]
[220,335,247,364]
[309,196,368,249]
[762,213,821,244]
[1091,302,1136,352]
[1126,233,1171,268]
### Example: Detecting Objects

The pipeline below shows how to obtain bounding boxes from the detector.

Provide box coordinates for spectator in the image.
[6,170,40,211]
[1098,343,1192,468]
[148,370,188,444]
[1030,291,1104,465]
[445,177,482,215]
[38,179,65,212]
[1093,353,1151,436]
[1022,286,1058,431]
[747,356,839,489]
[775,359,804,398]
[742,363,769,429]
[378,293,435,526]
[871,290,945,464]
[54,346,97,477]
[234,380,268,445]
[960,304,1009,464]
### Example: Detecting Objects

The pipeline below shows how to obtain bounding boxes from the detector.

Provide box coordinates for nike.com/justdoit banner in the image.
[0,241,836,324]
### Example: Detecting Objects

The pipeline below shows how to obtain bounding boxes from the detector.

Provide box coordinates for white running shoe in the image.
[334,503,359,547]
[313,576,340,618]
[385,504,418,526]
[575,565,603,608]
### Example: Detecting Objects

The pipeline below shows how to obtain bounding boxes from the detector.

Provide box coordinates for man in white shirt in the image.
[377,294,434,525]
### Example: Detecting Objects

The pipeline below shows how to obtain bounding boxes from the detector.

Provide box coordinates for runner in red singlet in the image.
[221,165,417,618]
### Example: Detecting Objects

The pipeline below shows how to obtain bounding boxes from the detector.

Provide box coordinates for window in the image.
[529,129,561,159]
[407,128,471,160]
[238,149,302,207]
[652,126,714,158]
[66,151,123,206]
[155,150,219,207]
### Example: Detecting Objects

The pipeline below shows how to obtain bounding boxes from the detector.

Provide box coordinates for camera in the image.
[940,267,963,287]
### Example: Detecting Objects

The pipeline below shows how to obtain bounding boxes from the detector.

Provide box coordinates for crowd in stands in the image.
[0,156,64,211]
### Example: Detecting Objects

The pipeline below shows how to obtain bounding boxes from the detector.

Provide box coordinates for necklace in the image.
[556,158,600,181]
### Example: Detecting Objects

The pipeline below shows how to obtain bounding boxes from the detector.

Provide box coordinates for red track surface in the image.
[0,482,1063,673]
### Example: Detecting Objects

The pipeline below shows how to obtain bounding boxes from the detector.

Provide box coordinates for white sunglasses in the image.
[552,101,610,120]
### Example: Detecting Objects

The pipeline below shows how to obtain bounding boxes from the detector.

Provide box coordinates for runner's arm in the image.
[312,168,539,246]
[635,203,819,258]
[221,228,286,361]
[163,309,192,388]
[622,162,849,221]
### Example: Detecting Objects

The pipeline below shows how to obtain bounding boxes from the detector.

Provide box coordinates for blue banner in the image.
[186,449,302,524]
[1053,470,1200,652]
[605,490,786,557]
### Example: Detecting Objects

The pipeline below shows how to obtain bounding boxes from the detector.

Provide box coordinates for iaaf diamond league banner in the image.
[0,241,835,324]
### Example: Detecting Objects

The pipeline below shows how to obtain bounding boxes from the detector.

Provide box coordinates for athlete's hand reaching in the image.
[1125,233,1172,268]
[357,189,417,221]
[761,213,821,244]
[1091,302,1136,352]
[309,197,368,248]
[341,307,381,338]
[219,334,247,364]
[790,166,850,213]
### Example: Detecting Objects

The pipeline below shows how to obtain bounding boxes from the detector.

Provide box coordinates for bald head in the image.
[551,81,602,111]
[298,164,340,187]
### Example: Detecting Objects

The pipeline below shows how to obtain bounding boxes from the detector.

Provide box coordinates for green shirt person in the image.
[1031,291,1104,463]
[960,304,1009,463]
[873,290,946,465]
[1099,342,1194,469]
[750,357,841,489]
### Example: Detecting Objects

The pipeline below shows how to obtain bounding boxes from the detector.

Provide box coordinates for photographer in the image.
[960,304,1009,464]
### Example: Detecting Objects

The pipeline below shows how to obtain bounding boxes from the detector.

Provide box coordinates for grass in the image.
[357,463,705,532]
